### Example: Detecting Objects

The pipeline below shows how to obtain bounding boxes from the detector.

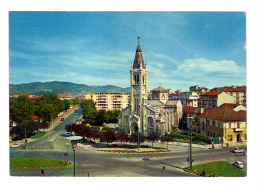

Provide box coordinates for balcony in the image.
[234,128,244,132]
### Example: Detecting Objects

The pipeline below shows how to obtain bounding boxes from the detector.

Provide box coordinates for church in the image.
[118,41,182,136]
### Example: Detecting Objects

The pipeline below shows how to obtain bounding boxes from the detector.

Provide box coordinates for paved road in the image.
[10,108,247,177]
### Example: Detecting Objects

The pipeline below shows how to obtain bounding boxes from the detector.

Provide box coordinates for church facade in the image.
[118,42,182,136]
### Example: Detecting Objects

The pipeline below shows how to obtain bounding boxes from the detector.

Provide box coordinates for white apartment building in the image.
[174,91,200,107]
[85,93,130,111]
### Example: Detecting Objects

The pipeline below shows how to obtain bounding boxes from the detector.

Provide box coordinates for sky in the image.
[9,11,246,91]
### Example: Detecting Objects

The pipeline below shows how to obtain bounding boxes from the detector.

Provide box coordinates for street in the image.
[9,108,247,177]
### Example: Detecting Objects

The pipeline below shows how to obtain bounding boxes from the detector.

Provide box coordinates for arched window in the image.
[161,94,165,100]
[148,117,153,134]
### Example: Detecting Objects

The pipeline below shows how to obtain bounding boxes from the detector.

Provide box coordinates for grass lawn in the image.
[184,161,246,177]
[10,158,72,169]
[31,132,47,139]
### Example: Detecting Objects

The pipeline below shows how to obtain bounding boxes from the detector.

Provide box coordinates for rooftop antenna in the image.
[138,36,140,44]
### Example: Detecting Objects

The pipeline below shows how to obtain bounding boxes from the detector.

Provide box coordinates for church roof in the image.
[147,100,165,107]
[133,44,145,69]
[165,100,179,106]
[151,86,169,92]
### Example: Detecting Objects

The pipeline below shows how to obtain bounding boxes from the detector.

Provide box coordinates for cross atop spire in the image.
[138,36,140,44]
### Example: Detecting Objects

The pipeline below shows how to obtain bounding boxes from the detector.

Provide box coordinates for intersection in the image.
[9,108,247,177]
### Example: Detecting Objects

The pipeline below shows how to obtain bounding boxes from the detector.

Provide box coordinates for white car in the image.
[11,143,20,148]
[232,147,245,153]
[233,161,244,169]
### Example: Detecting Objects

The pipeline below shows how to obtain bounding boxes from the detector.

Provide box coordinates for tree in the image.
[37,103,59,122]
[63,99,71,110]
[102,130,117,147]
[129,133,145,148]
[9,96,34,124]
[96,110,108,126]
[161,136,174,151]
[147,132,160,148]
[92,129,101,142]
[107,110,121,123]
[117,132,129,145]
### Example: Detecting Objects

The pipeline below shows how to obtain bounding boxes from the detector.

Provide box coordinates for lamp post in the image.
[66,136,83,177]
[187,117,194,170]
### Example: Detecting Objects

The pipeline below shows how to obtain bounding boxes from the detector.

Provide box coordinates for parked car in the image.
[233,161,244,169]
[61,116,65,121]
[66,132,71,137]
[232,147,245,153]
[11,143,20,148]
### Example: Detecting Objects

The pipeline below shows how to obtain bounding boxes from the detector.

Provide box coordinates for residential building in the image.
[181,106,205,130]
[57,93,72,100]
[118,42,182,136]
[193,106,247,142]
[178,91,200,107]
[85,93,130,111]
[190,85,209,94]
[198,91,236,109]
[222,86,246,106]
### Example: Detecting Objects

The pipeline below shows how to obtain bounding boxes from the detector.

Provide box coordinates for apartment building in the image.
[198,91,236,109]
[85,93,130,111]
[222,86,246,106]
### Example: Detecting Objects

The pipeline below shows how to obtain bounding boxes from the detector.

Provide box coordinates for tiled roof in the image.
[200,91,222,96]
[223,87,246,92]
[218,103,237,108]
[169,93,179,97]
[32,115,40,120]
[198,106,246,122]
[183,106,202,114]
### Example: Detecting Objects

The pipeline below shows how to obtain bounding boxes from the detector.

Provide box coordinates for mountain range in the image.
[9,81,130,95]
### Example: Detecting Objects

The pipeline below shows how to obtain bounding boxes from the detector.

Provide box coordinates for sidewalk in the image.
[10,108,76,147]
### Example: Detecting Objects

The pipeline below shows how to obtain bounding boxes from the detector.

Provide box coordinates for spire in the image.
[133,37,145,69]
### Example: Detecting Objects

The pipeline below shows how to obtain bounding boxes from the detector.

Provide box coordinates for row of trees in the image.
[9,94,71,139]
[65,123,174,150]
[80,100,121,125]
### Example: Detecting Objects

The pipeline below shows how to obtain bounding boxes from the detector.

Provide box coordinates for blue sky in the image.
[9,12,246,91]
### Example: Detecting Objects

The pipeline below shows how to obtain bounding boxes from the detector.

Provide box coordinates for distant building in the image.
[198,91,236,109]
[57,93,72,100]
[190,85,209,94]
[85,93,130,111]
[178,91,200,107]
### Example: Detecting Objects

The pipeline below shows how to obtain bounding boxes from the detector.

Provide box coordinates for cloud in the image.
[178,58,243,73]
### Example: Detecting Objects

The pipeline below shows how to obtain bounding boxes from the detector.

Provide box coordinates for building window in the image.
[161,94,165,100]
[218,122,221,128]
[202,121,205,130]
[212,121,215,127]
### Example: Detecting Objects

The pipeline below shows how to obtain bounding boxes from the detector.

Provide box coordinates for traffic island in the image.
[97,147,170,153]
[183,161,246,177]
[10,158,72,169]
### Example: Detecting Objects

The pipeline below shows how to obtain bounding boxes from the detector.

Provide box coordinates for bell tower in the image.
[129,37,148,134]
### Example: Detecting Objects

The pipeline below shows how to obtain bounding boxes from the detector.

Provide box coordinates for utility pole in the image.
[137,129,140,152]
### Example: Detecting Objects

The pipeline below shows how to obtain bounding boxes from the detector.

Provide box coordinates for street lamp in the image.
[66,136,83,177]
[187,117,194,170]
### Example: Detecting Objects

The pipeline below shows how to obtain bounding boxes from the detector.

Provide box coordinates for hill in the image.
[9,81,130,95]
